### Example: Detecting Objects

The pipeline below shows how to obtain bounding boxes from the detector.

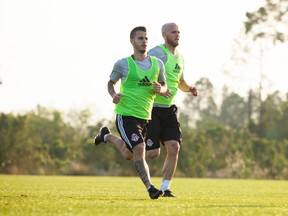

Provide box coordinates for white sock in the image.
[103,134,109,142]
[161,179,171,191]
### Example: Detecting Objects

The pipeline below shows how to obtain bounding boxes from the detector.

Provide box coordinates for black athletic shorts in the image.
[116,114,149,151]
[145,104,182,151]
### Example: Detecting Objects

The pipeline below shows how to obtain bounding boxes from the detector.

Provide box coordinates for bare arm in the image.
[178,79,198,96]
[107,80,122,104]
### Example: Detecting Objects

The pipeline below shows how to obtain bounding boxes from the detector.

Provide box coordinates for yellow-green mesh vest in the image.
[153,45,184,106]
[115,56,160,120]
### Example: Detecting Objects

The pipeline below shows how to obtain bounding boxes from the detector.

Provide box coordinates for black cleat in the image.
[148,185,163,199]
[162,189,175,197]
[94,127,110,145]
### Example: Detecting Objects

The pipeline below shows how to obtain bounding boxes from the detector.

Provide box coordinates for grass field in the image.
[0,175,287,216]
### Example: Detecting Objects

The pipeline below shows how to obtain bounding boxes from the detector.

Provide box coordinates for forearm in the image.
[178,79,192,92]
[107,80,117,98]
[178,79,198,96]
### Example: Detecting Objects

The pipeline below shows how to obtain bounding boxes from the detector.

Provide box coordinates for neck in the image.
[164,43,176,55]
[132,53,147,61]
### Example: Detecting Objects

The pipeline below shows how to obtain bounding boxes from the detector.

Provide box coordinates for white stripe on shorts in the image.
[116,115,132,149]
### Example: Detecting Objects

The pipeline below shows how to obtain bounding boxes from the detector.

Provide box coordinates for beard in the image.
[167,38,179,48]
[139,49,146,54]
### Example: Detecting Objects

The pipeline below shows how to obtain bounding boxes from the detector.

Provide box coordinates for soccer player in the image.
[95,26,170,199]
[145,22,198,197]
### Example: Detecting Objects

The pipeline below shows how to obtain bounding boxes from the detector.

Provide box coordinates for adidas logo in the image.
[173,63,181,72]
[138,76,152,86]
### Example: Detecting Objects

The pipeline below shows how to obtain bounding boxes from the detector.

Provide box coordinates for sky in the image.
[0,0,287,121]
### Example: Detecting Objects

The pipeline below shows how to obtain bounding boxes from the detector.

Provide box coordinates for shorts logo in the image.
[146,139,153,147]
[131,133,140,142]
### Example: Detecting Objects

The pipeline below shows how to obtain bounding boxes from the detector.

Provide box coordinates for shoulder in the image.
[114,57,129,69]
[148,46,167,63]
[115,57,129,65]
[149,56,163,65]
[148,46,165,57]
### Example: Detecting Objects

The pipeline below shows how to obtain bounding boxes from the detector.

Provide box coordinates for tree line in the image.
[1,77,288,179]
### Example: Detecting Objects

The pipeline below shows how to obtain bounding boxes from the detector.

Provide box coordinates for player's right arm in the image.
[107,80,122,104]
[107,59,127,104]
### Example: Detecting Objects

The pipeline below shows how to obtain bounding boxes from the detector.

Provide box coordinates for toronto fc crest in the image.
[131,133,139,142]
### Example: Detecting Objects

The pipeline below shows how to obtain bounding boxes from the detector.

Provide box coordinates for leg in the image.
[132,142,152,188]
[158,105,181,197]
[94,127,133,161]
[161,140,180,197]
[162,140,180,180]
[146,148,160,159]
[133,142,163,199]
[106,134,133,161]
[116,114,162,199]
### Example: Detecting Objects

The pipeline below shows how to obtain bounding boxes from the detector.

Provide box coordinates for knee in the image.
[174,142,180,152]
[124,151,133,161]
[125,155,133,161]
[166,141,180,155]
[146,149,160,160]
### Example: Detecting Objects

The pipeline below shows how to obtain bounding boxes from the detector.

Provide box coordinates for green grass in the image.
[0,175,288,216]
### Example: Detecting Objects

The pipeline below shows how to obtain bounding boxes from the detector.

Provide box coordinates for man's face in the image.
[131,31,148,54]
[166,25,180,48]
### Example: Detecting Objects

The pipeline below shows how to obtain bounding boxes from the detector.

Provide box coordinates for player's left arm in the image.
[178,79,198,97]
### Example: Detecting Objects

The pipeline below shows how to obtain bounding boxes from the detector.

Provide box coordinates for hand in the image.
[159,88,172,98]
[153,81,162,94]
[153,81,172,98]
[190,86,198,97]
[112,93,122,104]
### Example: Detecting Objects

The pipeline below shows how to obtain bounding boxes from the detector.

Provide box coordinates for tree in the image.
[219,89,248,130]
[180,77,218,130]
[223,0,288,136]
[244,0,288,136]
[244,0,288,44]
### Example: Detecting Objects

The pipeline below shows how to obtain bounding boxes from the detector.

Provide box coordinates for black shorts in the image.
[116,114,149,151]
[145,104,182,151]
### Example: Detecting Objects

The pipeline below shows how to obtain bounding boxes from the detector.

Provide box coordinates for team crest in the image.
[131,133,140,142]
[146,139,153,147]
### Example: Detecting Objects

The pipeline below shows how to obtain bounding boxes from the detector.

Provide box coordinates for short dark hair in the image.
[130,26,146,39]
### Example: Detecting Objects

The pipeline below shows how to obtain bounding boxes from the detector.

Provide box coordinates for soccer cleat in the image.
[162,189,175,197]
[148,185,163,199]
[94,127,110,145]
